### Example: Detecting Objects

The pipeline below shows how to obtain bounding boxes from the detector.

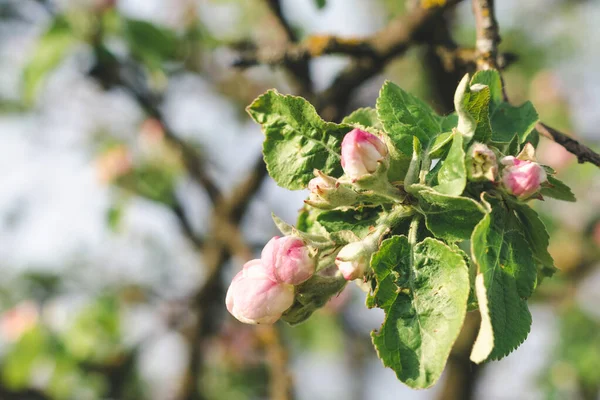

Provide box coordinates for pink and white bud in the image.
[335,242,372,280]
[306,170,358,209]
[226,260,294,325]
[501,156,547,199]
[307,170,338,205]
[341,128,388,180]
[467,143,498,182]
[261,236,315,285]
[308,171,337,196]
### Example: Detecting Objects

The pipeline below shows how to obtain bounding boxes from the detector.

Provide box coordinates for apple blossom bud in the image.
[226,260,294,324]
[335,242,372,280]
[341,128,388,181]
[501,156,547,199]
[261,236,315,285]
[308,171,336,195]
[307,170,338,205]
[305,170,358,209]
[467,143,498,182]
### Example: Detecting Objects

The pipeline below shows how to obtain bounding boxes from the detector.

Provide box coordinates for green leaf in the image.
[23,16,77,105]
[454,74,492,142]
[434,131,466,196]
[248,90,349,190]
[368,236,469,388]
[377,81,444,150]
[342,107,383,133]
[490,101,539,144]
[428,131,453,158]
[541,175,576,202]
[2,327,49,389]
[469,70,539,144]
[106,203,124,232]
[440,113,459,132]
[511,202,557,278]
[314,0,327,9]
[316,208,381,239]
[124,19,180,69]
[470,196,536,363]
[116,164,178,206]
[411,185,486,242]
[470,70,504,105]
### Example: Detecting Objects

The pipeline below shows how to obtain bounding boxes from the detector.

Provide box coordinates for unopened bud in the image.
[334,227,385,280]
[341,129,388,181]
[335,242,371,280]
[226,260,294,325]
[261,236,315,285]
[305,170,358,209]
[307,170,338,206]
[501,154,547,199]
[467,143,497,182]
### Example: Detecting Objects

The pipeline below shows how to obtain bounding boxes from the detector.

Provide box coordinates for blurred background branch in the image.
[0,0,597,400]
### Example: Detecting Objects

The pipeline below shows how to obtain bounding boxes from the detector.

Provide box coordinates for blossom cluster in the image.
[226,128,548,325]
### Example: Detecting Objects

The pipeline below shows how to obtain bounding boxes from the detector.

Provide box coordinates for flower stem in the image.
[419,153,431,185]
[408,215,421,246]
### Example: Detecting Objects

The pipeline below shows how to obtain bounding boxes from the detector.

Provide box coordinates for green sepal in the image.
[282,274,347,325]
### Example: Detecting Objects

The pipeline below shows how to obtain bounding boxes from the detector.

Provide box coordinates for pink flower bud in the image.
[467,143,497,182]
[335,242,371,280]
[501,157,547,199]
[261,236,315,285]
[226,260,294,325]
[308,171,337,197]
[341,129,388,180]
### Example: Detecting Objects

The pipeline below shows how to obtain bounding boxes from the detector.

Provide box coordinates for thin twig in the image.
[536,123,600,167]
[172,199,204,248]
[472,0,600,168]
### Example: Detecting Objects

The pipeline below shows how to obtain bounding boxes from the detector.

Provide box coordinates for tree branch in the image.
[318,0,465,121]
[262,0,313,99]
[472,0,502,73]
[472,0,600,168]
[536,123,600,167]
[118,75,223,204]
[233,35,381,68]
[180,156,269,400]
[257,325,295,400]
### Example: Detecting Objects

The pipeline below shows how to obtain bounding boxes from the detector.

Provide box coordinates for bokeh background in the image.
[0,0,599,399]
